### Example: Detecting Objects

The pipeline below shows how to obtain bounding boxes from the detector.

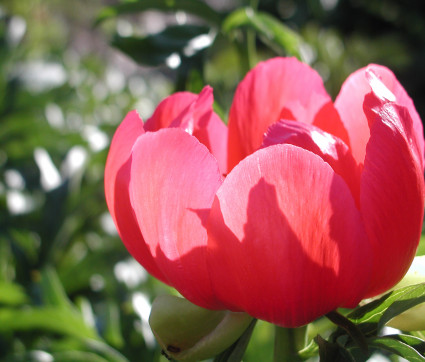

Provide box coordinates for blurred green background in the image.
[1,0,424,361]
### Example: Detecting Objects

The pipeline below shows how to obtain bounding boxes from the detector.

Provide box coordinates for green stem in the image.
[247,0,258,69]
[273,326,302,362]
[325,310,368,354]
[245,27,256,70]
[238,0,258,74]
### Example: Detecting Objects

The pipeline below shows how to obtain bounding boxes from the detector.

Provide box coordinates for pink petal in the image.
[227,57,348,170]
[145,87,228,174]
[262,120,360,203]
[144,92,197,131]
[361,92,425,297]
[207,144,372,327]
[335,64,424,167]
[104,111,166,282]
[129,128,223,309]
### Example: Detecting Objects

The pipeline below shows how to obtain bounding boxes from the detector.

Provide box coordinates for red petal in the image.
[361,93,425,297]
[207,144,372,327]
[104,111,166,281]
[129,128,223,309]
[227,57,348,170]
[145,87,228,173]
[262,120,360,203]
[335,64,424,167]
[312,101,351,147]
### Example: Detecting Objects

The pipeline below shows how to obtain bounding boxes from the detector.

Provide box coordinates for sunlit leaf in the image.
[348,284,425,335]
[222,8,303,59]
[0,281,28,305]
[298,338,319,359]
[368,335,425,361]
[0,307,98,340]
[377,284,425,330]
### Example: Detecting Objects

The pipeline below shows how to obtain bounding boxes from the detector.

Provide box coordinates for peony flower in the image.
[105,57,424,327]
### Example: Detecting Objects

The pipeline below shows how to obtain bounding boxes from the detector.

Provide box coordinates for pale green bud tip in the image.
[149,295,253,361]
[387,255,425,331]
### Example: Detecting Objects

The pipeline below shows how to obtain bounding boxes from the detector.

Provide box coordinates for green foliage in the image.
[222,8,304,59]
[96,0,223,26]
[112,25,213,67]
[368,335,425,362]
[312,285,425,361]
[214,319,257,362]
[347,284,425,335]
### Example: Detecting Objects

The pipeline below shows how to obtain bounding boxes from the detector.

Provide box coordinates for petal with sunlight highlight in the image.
[207,144,372,327]
[227,57,348,170]
[361,93,425,297]
[145,87,228,173]
[144,92,197,132]
[129,128,223,309]
[104,110,166,282]
[335,64,424,166]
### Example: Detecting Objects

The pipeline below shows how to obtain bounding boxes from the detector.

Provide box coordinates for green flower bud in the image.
[149,295,253,361]
[386,256,425,331]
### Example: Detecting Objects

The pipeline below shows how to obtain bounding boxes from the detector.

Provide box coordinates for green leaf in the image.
[0,281,28,305]
[378,284,425,330]
[8,229,39,264]
[326,311,368,353]
[315,335,356,362]
[222,8,304,59]
[96,0,223,26]
[348,284,425,335]
[0,307,99,340]
[391,334,425,354]
[298,338,319,359]
[40,266,75,310]
[103,300,124,348]
[368,335,425,361]
[111,25,213,67]
[84,339,129,362]
[214,319,257,362]
[48,351,110,362]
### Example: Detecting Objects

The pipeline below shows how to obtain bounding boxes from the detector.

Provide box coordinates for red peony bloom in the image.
[105,57,424,327]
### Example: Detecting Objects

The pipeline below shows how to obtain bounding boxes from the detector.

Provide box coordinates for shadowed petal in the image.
[129,128,223,309]
[207,144,372,327]
[361,92,425,297]
[104,110,166,281]
[227,57,348,170]
[263,120,360,203]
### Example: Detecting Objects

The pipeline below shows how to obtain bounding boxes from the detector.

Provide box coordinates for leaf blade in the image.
[222,8,304,59]
[368,335,425,362]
